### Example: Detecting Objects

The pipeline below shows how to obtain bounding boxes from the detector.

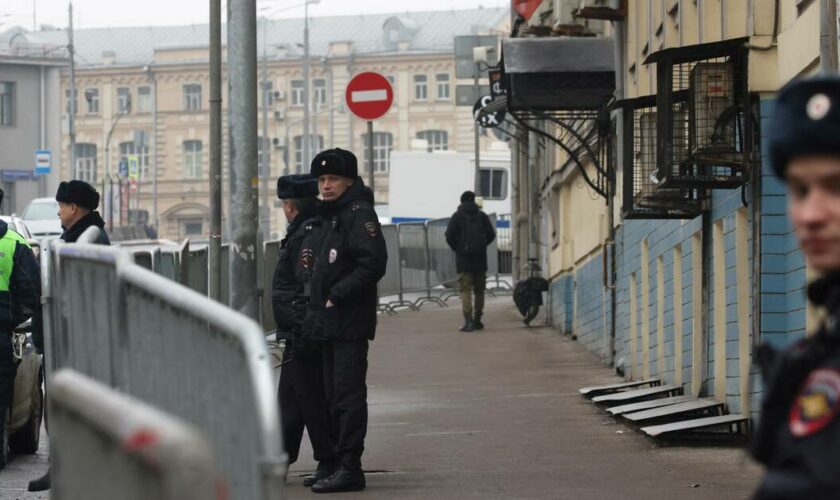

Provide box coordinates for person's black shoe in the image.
[28,469,51,492]
[304,462,337,487]
[311,467,365,493]
[459,319,474,332]
[474,313,484,330]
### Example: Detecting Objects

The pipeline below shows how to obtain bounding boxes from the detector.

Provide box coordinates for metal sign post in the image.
[345,72,393,194]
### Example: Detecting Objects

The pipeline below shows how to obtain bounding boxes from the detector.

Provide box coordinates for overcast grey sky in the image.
[2,0,506,30]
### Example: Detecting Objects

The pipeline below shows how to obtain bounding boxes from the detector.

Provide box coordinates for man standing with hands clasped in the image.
[301,148,387,493]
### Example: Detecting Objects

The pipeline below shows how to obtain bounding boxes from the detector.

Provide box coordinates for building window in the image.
[117,87,131,113]
[74,143,97,183]
[435,73,450,100]
[361,132,393,173]
[414,74,428,101]
[183,219,203,236]
[293,135,324,174]
[183,140,203,178]
[137,86,152,113]
[183,84,202,111]
[65,88,78,115]
[258,136,271,176]
[119,141,150,179]
[416,130,448,151]
[479,168,507,200]
[313,78,327,106]
[262,81,274,108]
[0,82,14,126]
[85,87,99,114]
[291,80,304,106]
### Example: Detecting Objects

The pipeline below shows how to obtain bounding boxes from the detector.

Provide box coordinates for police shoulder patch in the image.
[364,221,378,238]
[298,248,314,270]
[789,368,840,437]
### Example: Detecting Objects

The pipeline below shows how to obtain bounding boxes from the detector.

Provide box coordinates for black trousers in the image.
[323,339,369,471]
[0,332,18,445]
[278,339,335,465]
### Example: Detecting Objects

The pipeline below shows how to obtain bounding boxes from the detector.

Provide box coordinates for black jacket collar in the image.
[61,211,106,243]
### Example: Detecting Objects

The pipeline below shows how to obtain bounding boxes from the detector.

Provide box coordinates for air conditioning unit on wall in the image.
[689,62,736,156]
[273,90,286,101]
[272,137,286,149]
[274,110,285,121]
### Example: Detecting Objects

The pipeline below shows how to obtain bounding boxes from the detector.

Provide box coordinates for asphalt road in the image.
[0,426,49,499]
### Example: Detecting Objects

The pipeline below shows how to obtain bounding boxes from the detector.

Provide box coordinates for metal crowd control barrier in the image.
[398,223,442,308]
[50,369,218,500]
[44,238,286,500]
[180,241,209,296]
[488,213,513,291]
[263,240,282,331]
[425,218,458,303]
[378,225,416,312]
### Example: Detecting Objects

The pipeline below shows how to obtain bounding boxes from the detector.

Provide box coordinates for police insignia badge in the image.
[365,221,378,238]
[299,248,314,269]
[789,368,840,437]
[329,248,338,264]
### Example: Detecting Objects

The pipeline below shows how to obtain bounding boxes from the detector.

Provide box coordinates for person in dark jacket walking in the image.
[0,189,41,471]
[445,191,496,332]
[301,148,387,493]
[28,179,109,492]
[272,174,336,486]
[55,180,110,245]
[750,76,840,499]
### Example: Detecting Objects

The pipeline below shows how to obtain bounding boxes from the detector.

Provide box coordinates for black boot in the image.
[311,467,366,493]
[459,314,474,332]
[304,461,337,487]
[474,313,484,330]
[28,468,51,492]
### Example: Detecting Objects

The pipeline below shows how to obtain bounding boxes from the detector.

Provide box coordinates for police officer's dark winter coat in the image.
[60,211,111,245]
[750,273,840,499]
[301,179,387,341]
[445,201,496,274]
[272,205,317,337]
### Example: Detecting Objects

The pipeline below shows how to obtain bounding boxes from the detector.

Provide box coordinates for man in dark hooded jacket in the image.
[0,189,41,470]
[301,148,387,493]
[55,180,110,245]
[272,174,336,486]
[445,191,496,332]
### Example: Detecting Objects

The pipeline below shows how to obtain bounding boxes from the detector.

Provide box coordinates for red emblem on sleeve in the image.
[789,368,840,437]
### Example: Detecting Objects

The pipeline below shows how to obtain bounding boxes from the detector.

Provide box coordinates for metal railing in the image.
[49,369,218,500]
[43,230,286,500]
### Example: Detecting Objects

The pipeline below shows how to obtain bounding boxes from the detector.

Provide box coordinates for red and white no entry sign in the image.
[345,72,393,121]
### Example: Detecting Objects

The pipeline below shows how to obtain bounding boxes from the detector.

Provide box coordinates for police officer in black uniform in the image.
[301,148,387,493]
[751,75,840,499]
[0,188,42,470]
[272,174,336,486]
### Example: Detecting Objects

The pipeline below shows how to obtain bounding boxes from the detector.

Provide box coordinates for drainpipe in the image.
[821,0,839,73]
[40,67,46,198]
[608,21,626,368]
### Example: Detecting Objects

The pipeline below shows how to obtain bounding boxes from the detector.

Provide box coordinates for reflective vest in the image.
[0,229,29,293]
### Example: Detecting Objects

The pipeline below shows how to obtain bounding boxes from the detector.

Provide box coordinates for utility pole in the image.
[302,0,312,171]
[261,19,271,242]
[67,2,76,179]
[209,0,223,302]
[227,0,259,319]
[473,61,481,193]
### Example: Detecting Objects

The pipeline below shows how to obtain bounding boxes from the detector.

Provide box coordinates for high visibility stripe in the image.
[0,230,30,292]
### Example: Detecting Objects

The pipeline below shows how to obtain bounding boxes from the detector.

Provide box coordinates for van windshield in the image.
[23,201,59,220]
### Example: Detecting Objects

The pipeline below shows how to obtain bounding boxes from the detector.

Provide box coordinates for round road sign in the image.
[345,72,394,121]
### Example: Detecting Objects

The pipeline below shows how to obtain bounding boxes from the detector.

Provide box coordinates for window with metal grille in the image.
[117,87,131,113]
[0,82,14,126]
[436,73,450,100]
[362,132,393,173]
[479,168,507,200]
[119,142,150,179]
[85,87,100,114]
[183,140,203,178]
[293,135,324,174]
[646,38,756,189]
[416,130,448,151]
[619,95,704,220]
[183,84,202,111]
[291,80,304,106]
[74,143,97,183]
[414,75,428,101]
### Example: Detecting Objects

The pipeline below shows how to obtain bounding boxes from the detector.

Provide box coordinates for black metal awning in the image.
[502,37,616,111]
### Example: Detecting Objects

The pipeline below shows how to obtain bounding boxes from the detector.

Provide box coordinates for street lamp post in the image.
[302,0,320,170]
[92,88,129,229]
